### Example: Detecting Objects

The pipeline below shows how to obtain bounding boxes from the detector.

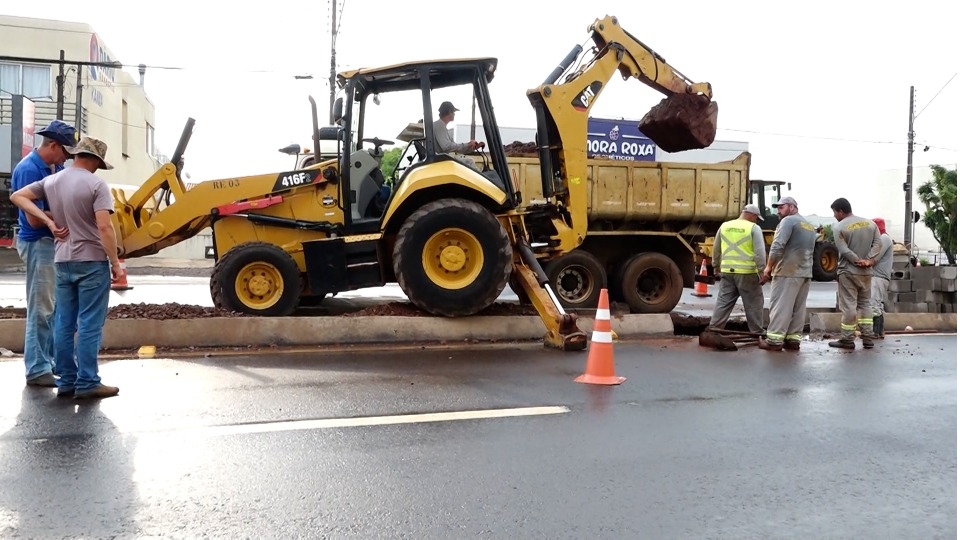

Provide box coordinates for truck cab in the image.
[749,179,788,233]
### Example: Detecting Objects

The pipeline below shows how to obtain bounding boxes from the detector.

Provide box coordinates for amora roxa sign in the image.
[587,117,656,162]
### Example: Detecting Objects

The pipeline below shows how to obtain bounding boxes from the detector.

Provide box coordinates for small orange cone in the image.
[692,259,712,297]
[575,289,625,386]
[111,259,133,291]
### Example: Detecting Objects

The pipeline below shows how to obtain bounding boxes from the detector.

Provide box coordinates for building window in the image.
[146,122,155,158]
[0,63,52,100]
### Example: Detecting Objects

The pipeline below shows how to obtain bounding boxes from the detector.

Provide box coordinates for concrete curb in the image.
[809,312,957,333]
[0,313,675,353]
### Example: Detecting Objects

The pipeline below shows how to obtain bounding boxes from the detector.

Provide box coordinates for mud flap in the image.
[639,94,718,153]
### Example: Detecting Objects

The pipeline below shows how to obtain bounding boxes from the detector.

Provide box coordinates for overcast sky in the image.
[6,0,959,240]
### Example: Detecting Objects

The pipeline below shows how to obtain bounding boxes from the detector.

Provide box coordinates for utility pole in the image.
[329,0,337,125]
[903,86,915,248]
[56,50,65,120]
[74,63,83,135]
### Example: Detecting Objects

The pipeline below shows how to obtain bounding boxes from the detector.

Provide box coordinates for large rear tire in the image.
[544,251,606,310]
[393,198,511,317]
[812,242,839,282]
[210,242,301,316]
[618,252,683,314]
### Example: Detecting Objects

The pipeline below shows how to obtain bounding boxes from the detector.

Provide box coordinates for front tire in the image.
[813,242,839,282]
[210,242,301,316]
[393,198,511,316]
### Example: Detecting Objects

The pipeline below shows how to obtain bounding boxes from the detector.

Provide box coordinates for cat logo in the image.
[571,81,603,111]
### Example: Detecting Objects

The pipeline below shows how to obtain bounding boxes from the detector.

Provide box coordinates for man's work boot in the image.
[26,372,58,388]
[828,339,856,350]
[862,337,875,349]
[784,340,801,351]
[74,384,120,400]
[874,315,885,339]
[758,338,783,352]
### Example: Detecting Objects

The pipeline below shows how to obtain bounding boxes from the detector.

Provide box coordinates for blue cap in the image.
[36,120,78,148]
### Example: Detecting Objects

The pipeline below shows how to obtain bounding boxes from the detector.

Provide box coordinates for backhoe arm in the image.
[525,15,718,254]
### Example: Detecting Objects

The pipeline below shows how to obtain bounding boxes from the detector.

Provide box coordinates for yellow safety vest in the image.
[719,219,758,274]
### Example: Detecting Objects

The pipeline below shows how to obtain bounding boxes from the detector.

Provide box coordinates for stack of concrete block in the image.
[885,255,958,313]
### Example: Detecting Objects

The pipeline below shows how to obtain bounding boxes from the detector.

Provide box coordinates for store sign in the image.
[587,117,656,162]
[89,34,117,85]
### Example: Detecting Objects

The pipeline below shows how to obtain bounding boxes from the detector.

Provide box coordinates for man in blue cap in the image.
[11,119,77,387]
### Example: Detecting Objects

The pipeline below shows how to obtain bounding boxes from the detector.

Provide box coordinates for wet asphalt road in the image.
[0,335,956,539]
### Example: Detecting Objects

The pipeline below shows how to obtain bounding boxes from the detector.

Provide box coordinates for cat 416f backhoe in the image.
[110,15,717,351]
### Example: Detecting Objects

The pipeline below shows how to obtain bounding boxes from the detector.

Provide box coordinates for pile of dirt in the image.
[344,301,538,318]
[503,141,538,157]
[639,93,718,153]
[3,301,540,321]
[0,307,25,320]
[107,303,247,320]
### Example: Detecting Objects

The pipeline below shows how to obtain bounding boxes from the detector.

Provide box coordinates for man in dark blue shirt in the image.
[12,120,77,387]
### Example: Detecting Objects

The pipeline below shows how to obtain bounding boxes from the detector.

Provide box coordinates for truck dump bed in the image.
[505,151,751,231]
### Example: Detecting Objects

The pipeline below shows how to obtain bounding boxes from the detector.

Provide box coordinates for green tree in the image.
[917,164,957,265]
[821,224,834,243]
[380,148,403,183]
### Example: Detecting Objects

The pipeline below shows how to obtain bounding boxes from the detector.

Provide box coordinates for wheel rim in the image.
[234,262,284,309]
[422,227,484,290]
[634,267,668,303]
[555,265,594,304]
[821,250,838,272]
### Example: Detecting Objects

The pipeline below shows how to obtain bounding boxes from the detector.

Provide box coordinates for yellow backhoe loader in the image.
[110,15,717,351]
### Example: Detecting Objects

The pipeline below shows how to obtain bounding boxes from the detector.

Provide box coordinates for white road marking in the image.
[170,406,571,438]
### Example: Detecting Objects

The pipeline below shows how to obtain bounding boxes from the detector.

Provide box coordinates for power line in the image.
[719,127,900,145]
[719,127,957,151]
[914,73,957,121]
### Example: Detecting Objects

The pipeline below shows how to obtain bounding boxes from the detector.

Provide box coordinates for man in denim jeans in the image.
[11,120,77,387]
[11,137,122,399]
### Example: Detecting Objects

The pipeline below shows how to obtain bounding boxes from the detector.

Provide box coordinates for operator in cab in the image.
[433,101,484,170]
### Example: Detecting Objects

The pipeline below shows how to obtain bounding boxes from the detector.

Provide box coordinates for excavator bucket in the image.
[639,94,718,153]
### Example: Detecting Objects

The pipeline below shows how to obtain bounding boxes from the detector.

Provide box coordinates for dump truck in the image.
[497,151,839,313]
[109,15,719,350]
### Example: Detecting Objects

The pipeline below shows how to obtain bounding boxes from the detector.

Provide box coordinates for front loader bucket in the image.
[639,94,718,153]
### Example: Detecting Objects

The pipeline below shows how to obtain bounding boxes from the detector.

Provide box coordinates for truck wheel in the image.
[813,242,839,281]
[618,252,683,314]
[393,198,511,316]
[211,242,301,316]
[544,251,606,310]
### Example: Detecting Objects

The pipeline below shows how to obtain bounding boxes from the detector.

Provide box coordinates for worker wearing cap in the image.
[12,136,122,399]
[433,101,485,167]
[760,196,817,351]
[10,119,78,388]
[870,217,894,339]
[708,204,768,334]
[829,197,882,350]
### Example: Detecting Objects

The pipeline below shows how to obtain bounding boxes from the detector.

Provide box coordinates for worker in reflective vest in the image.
[708,204,768,334]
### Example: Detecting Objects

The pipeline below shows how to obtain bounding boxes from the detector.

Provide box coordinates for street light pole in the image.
[903,86,915,248]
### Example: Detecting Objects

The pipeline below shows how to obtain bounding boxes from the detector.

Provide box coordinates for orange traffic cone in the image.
[692,259,712,298]
[111,259,133,291]
[575,289,625,386]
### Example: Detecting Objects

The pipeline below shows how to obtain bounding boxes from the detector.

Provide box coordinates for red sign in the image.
[21,98,36,158]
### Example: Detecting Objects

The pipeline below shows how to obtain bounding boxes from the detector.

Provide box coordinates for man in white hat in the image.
[760,196,817,351]
[11,136,122,399]
[708,203,768,334]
